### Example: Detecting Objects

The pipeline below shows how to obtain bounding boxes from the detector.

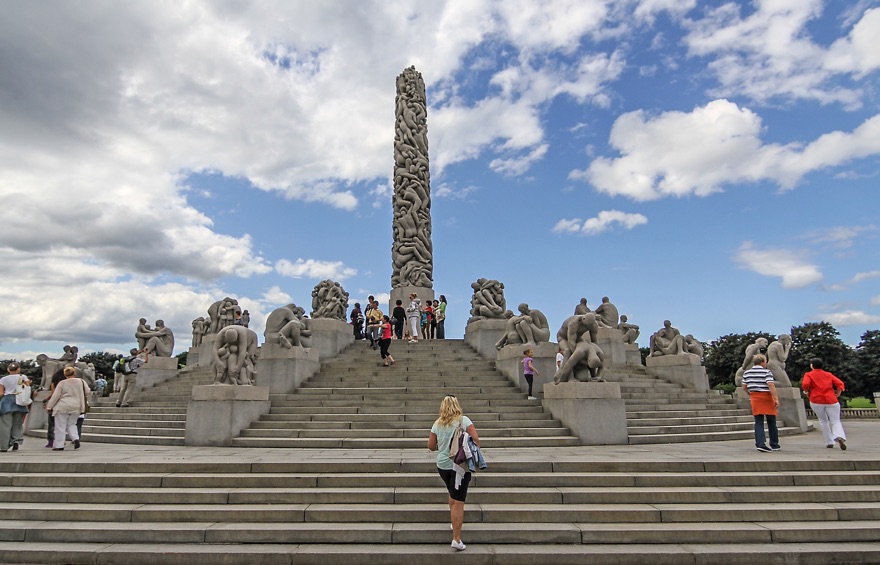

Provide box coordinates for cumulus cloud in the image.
[872,296,880,306]
[734,241,823,289]
[553,210,647,235]
[275,259,357,281]
[683,2,880,107]
[822,310,880,326]
[574,100,880,200]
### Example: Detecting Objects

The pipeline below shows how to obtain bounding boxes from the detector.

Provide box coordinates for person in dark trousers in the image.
[392,300,406,339]
[350,302,364,340]
[741,354,780,452]
[378,315,395,366]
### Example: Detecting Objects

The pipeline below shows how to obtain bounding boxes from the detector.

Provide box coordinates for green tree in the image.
[176,351,188,367]
[853,330,880,399]
[788,321,855,392]
[0,359,41,380]
[703,332,775,388]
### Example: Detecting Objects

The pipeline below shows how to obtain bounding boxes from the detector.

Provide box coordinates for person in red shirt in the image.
[801,358,847,450]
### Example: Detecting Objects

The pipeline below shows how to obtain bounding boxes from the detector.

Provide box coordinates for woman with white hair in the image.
[45,366,89,451]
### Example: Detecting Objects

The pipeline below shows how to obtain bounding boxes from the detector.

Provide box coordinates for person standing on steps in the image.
[741,354,780,453]
[392,300,406,340]
[523,348,538,400]
[378,315,395,367]
[802,357,848,450]
[117,348,148,408]
[436,295,447,339]
[407,293,421,343]
[428,395,480,552]
[45,366,90,451]
[0,362,31,452]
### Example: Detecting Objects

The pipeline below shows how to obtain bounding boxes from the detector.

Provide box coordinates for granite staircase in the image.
[0,456,878,564]
[232,339,580,448]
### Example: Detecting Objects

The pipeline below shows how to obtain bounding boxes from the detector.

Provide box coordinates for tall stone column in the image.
[390,66,434,311]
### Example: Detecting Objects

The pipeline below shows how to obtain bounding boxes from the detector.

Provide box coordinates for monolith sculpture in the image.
[390,66,434,310]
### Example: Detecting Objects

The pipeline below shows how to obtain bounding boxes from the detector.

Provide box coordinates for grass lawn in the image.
[847,397,876,409]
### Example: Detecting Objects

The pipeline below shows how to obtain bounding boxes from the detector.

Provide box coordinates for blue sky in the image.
[1,0,878,361]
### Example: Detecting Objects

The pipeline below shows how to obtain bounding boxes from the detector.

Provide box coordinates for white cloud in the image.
[490,144,549,176]
[822,310,880,326]
[808,225,878,249]
[553,210,647,236]
[683,1,879,107]
[434,184,479,199]
[275,259,357,281]
[261,286,292,305]
[734,241,823,289]
[851,271,880,285]
[574,100,880,200]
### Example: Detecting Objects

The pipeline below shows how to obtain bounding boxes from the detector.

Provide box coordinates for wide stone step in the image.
[627,416,752,426]
[229,436,581,449]
[261,410,553,421]
[627,428,803,444]
[237,426,572,439]
[249,418,562,430]
[626,423,755,435]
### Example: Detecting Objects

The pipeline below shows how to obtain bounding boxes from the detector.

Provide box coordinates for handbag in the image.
[14,378,32,407]
[81,380,90,414]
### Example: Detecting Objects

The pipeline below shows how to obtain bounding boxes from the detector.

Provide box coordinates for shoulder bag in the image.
[14,378,32,407]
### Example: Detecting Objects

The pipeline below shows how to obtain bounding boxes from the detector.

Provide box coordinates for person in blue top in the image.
[427,395,481,551]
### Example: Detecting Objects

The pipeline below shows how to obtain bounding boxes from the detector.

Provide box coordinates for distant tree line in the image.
[703,322,880,399]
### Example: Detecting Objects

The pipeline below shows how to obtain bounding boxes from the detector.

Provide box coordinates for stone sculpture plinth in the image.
[185,385,271,446]
[308,318,355,361]
[464,319,507,359]
[594,327,627,365]
[390,286,435,320]
[542,381,628,445]
[24,389,52,435]
[645,354,709,392]
[136,356,180,392]
[624,343,642,365]
[255,343,320,394]
[496,342,556,398]
[776,387,809,432]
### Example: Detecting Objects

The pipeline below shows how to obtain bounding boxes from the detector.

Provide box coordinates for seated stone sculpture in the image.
[767,333,792,387]
[212,325,258,385]
[468,278,507,321]
[734,337,769,386]
[140,320,175,357]
[554,314,605,383]
[574,298,590,315]
[618,315,640,344]
[310,279,350,320]
[135,318,152,350]
[494,303,552,349]
[264,304,312,348]
[35,353,67,390]
[684,334,704,357]
[649,320,688,356]
[594,296,619,328]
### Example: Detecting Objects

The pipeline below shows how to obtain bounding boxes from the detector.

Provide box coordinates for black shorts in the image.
[438,467,471,502]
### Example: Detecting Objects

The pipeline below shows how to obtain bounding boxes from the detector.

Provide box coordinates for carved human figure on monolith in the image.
[734,337,769,386]
[495,303,551,349]
[207,297,239,334]
[310,280,350,321]
[141,320,175,357]
[212,325,258,385]
[767,334,792,387]
[468,278,506,321]
[574,298,590,315]
[684,335,704,357]
[649,320,689,357]
[594,296,619,328]
[618,315,640,344]
[391,66,434,290]
[264,304,312,349]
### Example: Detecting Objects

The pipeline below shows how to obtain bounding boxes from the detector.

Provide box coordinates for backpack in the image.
[114,358,126,373]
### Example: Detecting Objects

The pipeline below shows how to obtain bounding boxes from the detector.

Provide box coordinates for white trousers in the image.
[811,402,846,445]
[409,317,419,339]
[53,411,80,449]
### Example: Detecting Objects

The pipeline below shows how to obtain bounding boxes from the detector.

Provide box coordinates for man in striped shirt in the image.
[741,354,780,452]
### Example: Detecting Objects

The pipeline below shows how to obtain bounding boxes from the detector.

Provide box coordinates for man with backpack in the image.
[116,348,148,408]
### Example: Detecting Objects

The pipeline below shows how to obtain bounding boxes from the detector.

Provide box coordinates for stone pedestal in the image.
[185,385,271,446]
[542,382,628,445]
[735,387,751,409]
[389,286,434,317]
[187,346,200,366]
[595,327,627,365]
[24,389,52,436]
[645,354,709,392]
[136,356,180,392]
[308,318,355,360]
[496,342,557,398]
[464,318,507,359]
[624,343,642,366]
[255,344,320,394]
[777,386,809,432]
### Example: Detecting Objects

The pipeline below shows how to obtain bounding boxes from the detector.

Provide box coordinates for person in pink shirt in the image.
[801,357,847,450]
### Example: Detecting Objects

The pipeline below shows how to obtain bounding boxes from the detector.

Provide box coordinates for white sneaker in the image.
[528,396,537,400]
[451,539,466,551]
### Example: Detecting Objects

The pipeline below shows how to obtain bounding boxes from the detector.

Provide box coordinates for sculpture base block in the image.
[136,367,179,393]
[464,319,508,359]
[624,343,642,366]
[24,390,52,435]
[542,382,628,445]
[256,344,320,394]
[308,318,355,360]
[645,354,709,392]
[595,327,627,365]
[776,387,809,432]
[389,286,434,318]
[142,357,178,371]
[186,346,200,367]
[185,385,271,446]
[497,342,556,398]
